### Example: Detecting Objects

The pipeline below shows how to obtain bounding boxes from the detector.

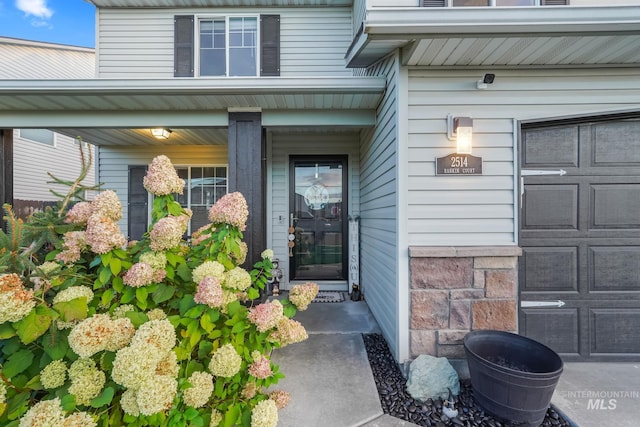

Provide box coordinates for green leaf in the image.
[112,276,124,293]
[3,349,34,378]
[179,295,196,316]
[42,332,69,360]
[0,322,16,339]
[101,289,115,308]
[89,256,102,269]
[177,263,192,282]
[184,407,199,421]
[223,405,241,427]
[136,287,148,304]
[168,200,184,216]
[109,257,122,275]
[152,284,175,304]
[90,386,114,408]
[284,304,297,319]
[189,329,202,348]
[226,301,241,317]
[121,286,135,304]
[60,394,76,412]
[200,313,214,333]
[184,305,206,319]
[101,252,112,266]
[198,341,213,359]
[53,298,88,322]
[13,306,54,344]
[125,311,149,328]
[231,320,246,334]
[5,391,29,419]
[246,288,259,300]
[1,337,21,355]
[98,267,112,285]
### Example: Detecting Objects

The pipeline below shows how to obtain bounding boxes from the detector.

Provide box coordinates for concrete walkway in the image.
[551,362,640,427]
[270,298,418,427]
[271,295,640,427]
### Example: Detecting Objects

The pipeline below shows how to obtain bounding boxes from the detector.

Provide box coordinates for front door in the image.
[290,156,347,282]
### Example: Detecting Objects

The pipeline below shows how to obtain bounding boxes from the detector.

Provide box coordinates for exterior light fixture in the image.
[151,128,172,139]
[447,115,473,154]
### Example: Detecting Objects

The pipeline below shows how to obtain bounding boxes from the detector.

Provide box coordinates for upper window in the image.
[199,17,258,77]
[19,129,55,146]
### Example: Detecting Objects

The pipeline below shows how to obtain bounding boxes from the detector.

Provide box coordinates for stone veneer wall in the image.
[409,246,523,359]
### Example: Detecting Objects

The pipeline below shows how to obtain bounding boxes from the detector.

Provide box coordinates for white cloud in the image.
[15,0,53,19]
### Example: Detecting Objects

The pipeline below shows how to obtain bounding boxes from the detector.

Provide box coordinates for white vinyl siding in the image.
[359,54,401,361]
[97,7,352,78]
[98,145,228,234]
[407,67,640,247]
[267,132,360,288]
[13,130,96,201]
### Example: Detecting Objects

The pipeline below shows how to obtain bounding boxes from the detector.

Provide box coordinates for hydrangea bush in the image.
[0,155,319,427]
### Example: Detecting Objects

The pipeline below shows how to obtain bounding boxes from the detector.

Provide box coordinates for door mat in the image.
[312,291,345,303]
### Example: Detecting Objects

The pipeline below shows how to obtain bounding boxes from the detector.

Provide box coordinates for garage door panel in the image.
[521,247,577,292]
[522,184,578,230]
[590,246,640,292]
[592,184,640,228]
[521,308,580,356]
[593,121,640,165]
[523,126,579,168]
[591,308,640,355]
[521,117,640,361]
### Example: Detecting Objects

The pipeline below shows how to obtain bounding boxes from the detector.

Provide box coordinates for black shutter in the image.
[422,0,446,6]
[174,15,194,77]
[541,0,568,5]
[128,166,148,241]
[260,15,280,76]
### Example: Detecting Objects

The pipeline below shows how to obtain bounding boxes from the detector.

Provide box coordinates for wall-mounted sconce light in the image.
[151,128,172,139]
[476,73,495,90]
[447,114,473,154]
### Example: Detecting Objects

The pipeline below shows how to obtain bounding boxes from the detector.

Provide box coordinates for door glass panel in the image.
[291,159,345,281]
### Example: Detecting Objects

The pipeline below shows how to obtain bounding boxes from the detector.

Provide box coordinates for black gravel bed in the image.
[362,334,571,427]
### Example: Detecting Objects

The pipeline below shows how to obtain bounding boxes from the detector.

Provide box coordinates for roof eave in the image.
[346,6,640,68]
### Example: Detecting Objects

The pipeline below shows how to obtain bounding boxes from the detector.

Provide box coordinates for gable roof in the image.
[0,37,95,79]
[85,0,352,6]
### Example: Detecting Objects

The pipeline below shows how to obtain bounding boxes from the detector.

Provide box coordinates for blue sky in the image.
[0,0,95,47]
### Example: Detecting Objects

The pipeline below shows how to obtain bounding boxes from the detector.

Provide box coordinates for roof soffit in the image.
[347,6,640,68]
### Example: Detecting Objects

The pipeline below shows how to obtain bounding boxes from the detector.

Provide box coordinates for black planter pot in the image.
[463,330,563,427]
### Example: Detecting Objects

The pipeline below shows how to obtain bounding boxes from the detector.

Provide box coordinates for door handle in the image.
[520,300,565,308]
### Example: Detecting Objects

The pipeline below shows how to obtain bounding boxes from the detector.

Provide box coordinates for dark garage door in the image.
[519,117,640,361]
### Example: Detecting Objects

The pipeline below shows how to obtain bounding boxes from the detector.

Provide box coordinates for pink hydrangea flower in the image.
[91,190,123,222]
[149,216,185,251]
[123,262,155,288]
[248,351,273,379]
[85,216,127,254]
[194,277,224,308]
[269,390,291,409]
[143,155,185,196]
[56,231,88,264]
[269,318,308,347]
[247,300,284,333]
[64,202,94,225]
[289,282,319,311]
[208,192,249,231]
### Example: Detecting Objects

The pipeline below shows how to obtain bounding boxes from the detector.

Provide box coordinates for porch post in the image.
[228,112,265,269]
[0,129,13,232]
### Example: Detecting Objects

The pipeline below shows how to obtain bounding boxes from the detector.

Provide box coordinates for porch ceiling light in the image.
[151,128,172,139]
[447,115,473,154]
